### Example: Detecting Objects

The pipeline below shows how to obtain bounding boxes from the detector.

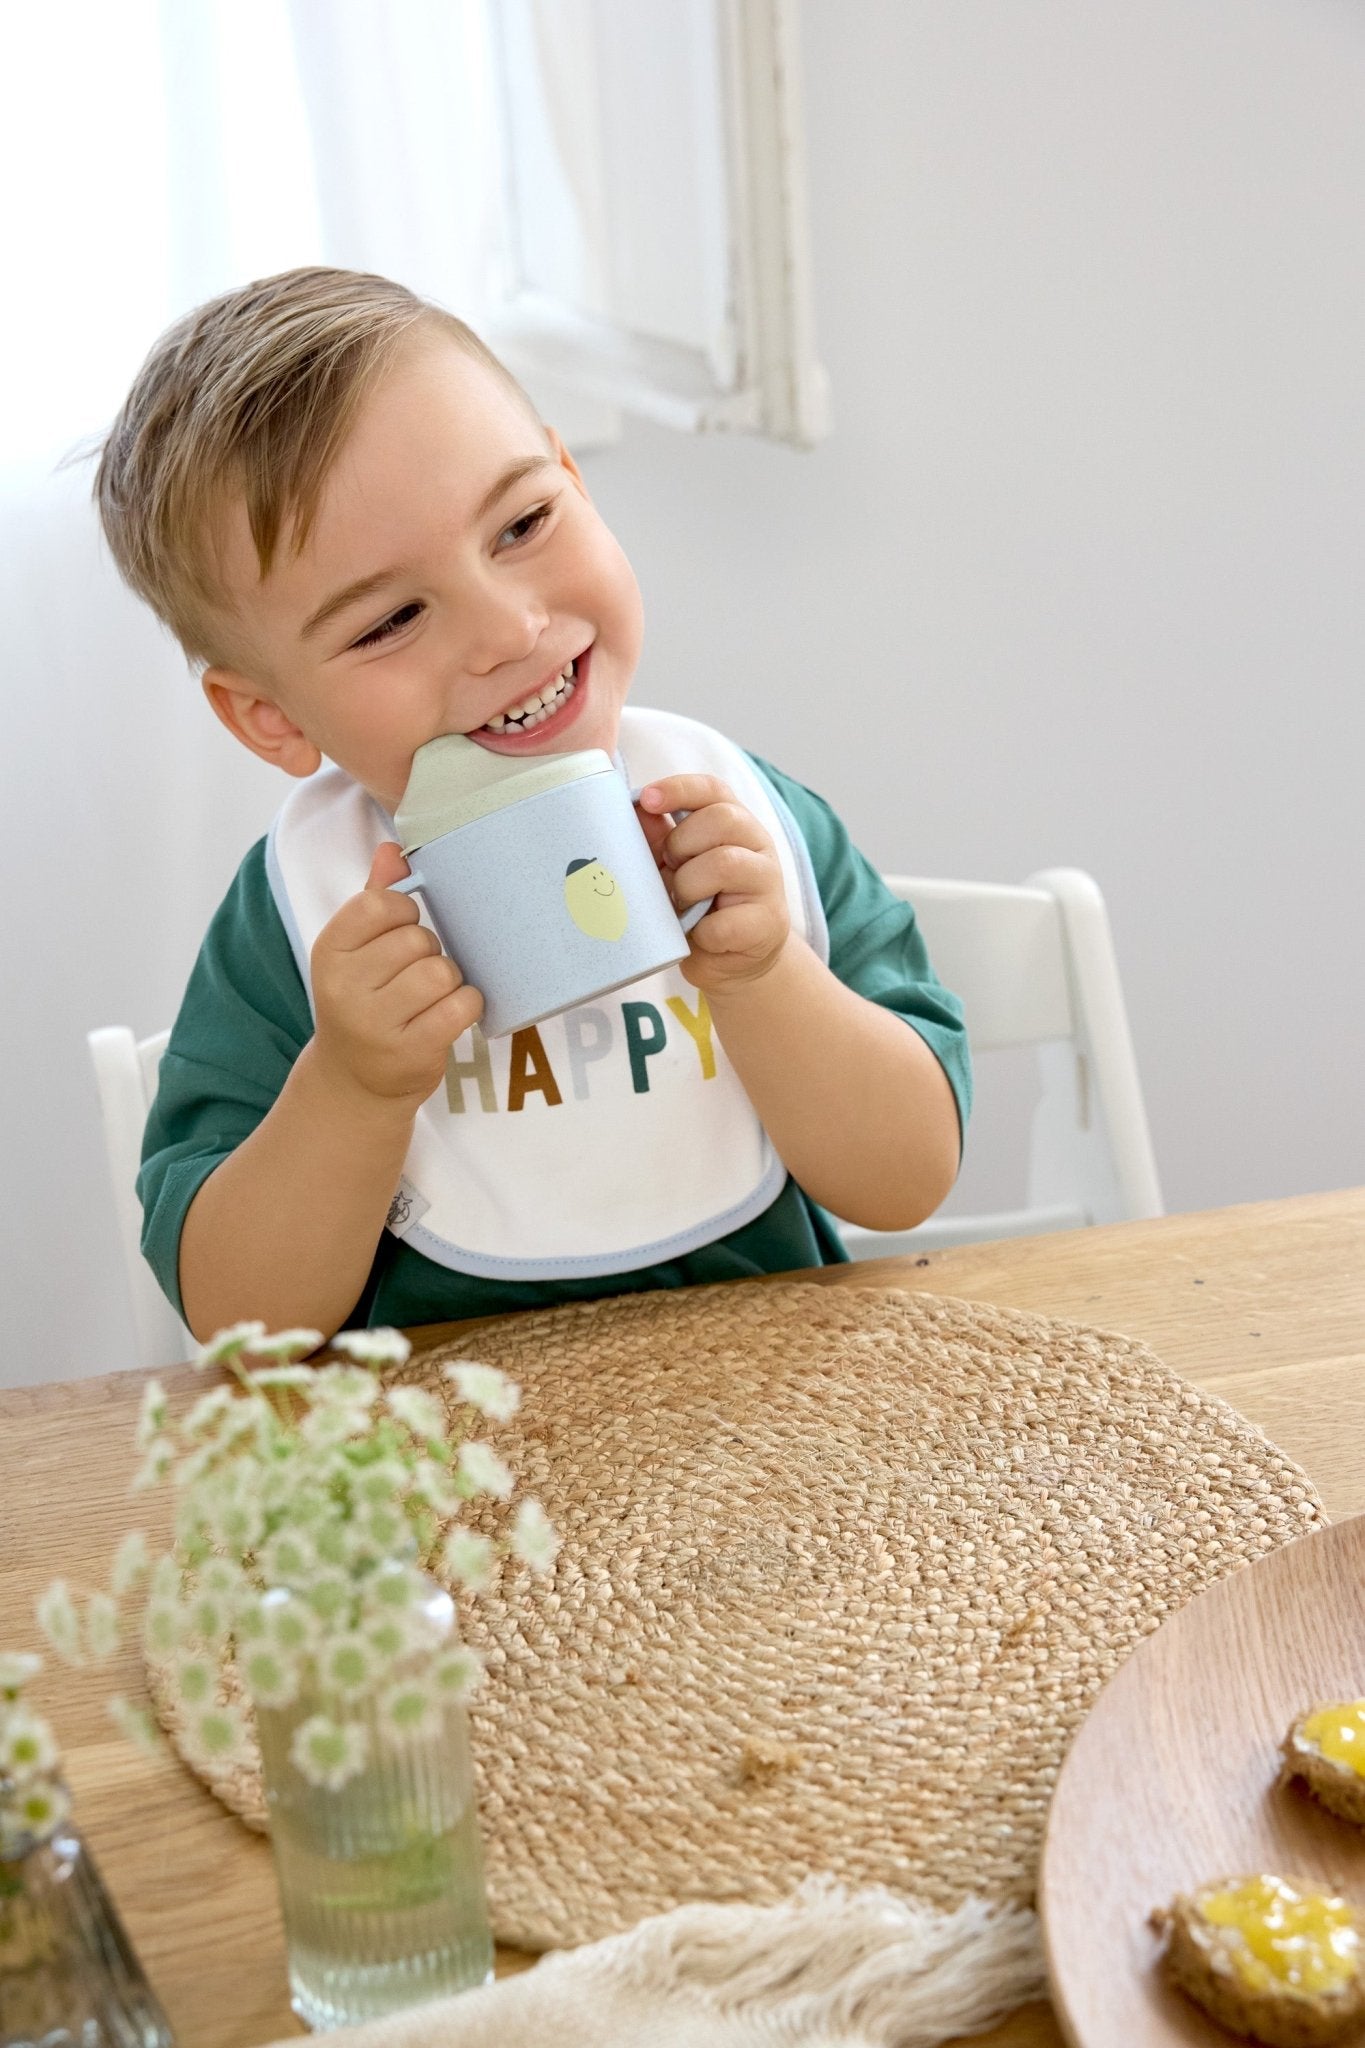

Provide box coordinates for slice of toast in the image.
[1152,1876,1365,2047]
[1282,1705,1365,1829]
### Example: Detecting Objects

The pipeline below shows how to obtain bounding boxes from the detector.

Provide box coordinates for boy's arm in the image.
[704,937,961,1231]
[638,776,962,1232]
[177,842,480,1341]
[178,1041,418,1341]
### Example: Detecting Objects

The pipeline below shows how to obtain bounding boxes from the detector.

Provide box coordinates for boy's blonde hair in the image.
[95,266,538,668]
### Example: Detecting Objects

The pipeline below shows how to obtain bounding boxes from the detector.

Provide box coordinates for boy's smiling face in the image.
[203,333,644,810]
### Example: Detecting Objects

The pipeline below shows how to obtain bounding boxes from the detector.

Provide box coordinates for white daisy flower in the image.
[257,1461,302,1519]
[457,1442,514,1501]
[174,1443,220,1495]
[240,1644,301,1711]
[248,1364,315,1391]
[232,1592,269,1644]
[1,1708,60,1781]
[174,1492,213,1557]
[311,1515,362,1572]
[264,1597,321,1660]
[35,1581,83,1667]
[0,1651,42,1694]
[14,1776,70,1840]
[302,1570,353,1628]
[330,1328,412,1369]
[441,1527,496,1593]
[185,1386,237,1437]
[387,1386,446,1445]
[431,1645,485,1703]
[217,1399,267,1449]
[131,1438,175,1494]
[377,1674,440,1746]
[509,1499,561,1575]
[350,1458,408,1508]
[314,1439,365,1489]
[408,1458,461,1517]
[188,1701,249,1765]
[185,1590,230,1648]
[362,1565,426,1618]
[107,1696,166,1758]
[197,1556,245,1604]
[360,1501,410,1555]
[248,1328,324,1363]
[259,1527,317,1588]
[248,1401,284,1457]
[301,1399,370,1450]
[134,1378,168,1452]
[110,1530,150,1599]
[85,1593,120,1664]
[149,1554,182,1604]
[318,1365,380,1408]
[443,1362,521,1423]
[363,1613,412,1663]
[204,1479,265,1559]
[194,1321,268,1372]
[290,1713,368,1790]
[319,1633,377,1702]
[172,1653,215,1707]
[142,1600,186,1658]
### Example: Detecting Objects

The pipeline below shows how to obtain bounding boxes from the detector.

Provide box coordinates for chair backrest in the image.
[840,867,1162,1258]
[87,1025,190,1370]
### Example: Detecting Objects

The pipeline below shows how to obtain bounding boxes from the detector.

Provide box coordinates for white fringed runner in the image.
[255,1879,1046,2048]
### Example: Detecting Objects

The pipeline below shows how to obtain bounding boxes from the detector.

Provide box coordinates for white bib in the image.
[266,708,827,1278]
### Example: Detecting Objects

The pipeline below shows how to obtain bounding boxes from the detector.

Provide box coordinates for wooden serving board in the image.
[1041,1513,1365,2045]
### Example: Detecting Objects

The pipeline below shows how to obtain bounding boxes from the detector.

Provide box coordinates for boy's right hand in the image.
[308,842,483,1112]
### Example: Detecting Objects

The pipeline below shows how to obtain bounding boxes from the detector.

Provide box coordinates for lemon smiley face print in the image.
[564,856,629,941]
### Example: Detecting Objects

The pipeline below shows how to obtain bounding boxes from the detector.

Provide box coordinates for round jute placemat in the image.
[149,1281,1324,1952]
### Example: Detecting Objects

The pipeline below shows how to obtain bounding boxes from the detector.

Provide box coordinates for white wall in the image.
[2,0,1361,1386]
[584,0,1365,1219]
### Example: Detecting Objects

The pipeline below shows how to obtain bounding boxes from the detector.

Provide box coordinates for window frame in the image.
[484,0,829,449]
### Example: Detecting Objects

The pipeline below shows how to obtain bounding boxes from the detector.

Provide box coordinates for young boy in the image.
[97,267,970,1341]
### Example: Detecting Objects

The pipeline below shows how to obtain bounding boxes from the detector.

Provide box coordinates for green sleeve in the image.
[137,840,312,1317]
[746,754,973,1143]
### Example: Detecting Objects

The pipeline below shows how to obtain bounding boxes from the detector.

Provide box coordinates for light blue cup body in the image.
[393,746,705,1039]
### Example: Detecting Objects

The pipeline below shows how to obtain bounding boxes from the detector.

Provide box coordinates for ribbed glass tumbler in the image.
[252,1585,493,2032]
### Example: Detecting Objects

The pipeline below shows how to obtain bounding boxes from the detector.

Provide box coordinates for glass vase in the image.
[0,1813,174,2048]
[252,1580,493,2031]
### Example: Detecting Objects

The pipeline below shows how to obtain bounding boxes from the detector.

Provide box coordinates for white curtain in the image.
[0,1,502,1384]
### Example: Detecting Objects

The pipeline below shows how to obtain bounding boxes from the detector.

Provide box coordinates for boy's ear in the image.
[202,668,322,779]
[547,428,588,497]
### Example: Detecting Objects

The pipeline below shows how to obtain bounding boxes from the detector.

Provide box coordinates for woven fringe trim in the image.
[256,1881,1047,2048]
[557,1878,1048,2045]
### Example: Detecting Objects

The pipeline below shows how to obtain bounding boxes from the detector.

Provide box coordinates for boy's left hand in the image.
[636,776,790,992]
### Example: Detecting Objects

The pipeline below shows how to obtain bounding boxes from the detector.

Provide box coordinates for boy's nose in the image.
[465,585,551,676]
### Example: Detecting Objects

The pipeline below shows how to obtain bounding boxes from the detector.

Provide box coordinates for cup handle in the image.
[389,870,425,898]
[630,789,714,933]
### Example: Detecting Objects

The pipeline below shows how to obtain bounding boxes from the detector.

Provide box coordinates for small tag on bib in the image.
[385,1178,430,1239]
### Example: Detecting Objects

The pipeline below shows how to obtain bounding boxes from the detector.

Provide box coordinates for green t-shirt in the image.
[139,756,971,1328]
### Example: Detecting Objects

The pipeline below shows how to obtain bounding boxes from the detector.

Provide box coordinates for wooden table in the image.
[3,1189,1363,2046]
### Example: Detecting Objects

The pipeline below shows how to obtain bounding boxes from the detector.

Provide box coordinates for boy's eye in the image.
[497,503,552,549]
[352,601,423,650]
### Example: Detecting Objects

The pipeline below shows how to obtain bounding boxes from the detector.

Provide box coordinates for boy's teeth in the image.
[484,660,577,732]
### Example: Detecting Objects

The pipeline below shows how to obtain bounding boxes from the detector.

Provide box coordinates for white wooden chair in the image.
[86,1025,190,1370]
[840,867,1163,1259]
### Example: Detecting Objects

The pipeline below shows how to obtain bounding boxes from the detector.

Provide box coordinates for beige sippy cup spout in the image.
[394,732,614,855]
